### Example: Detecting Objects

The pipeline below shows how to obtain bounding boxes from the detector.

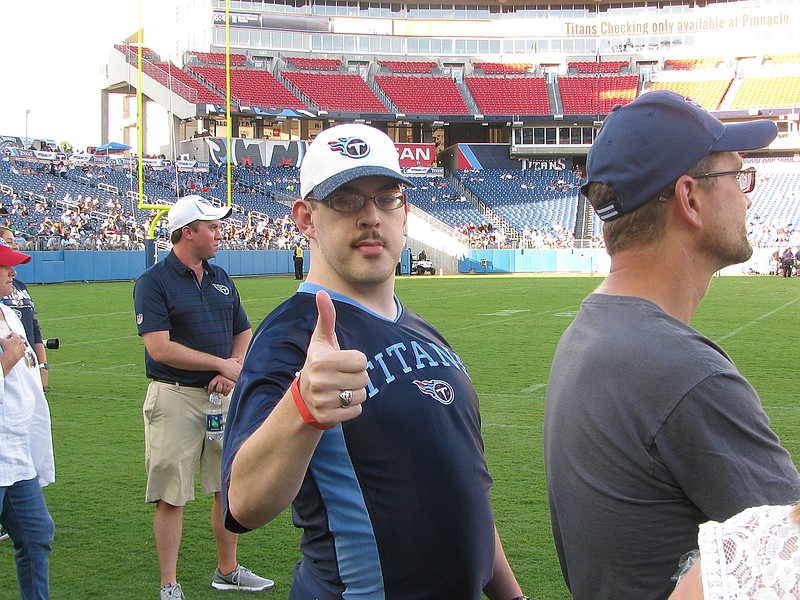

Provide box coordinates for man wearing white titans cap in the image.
[223,124,528,600]
[134,195,273,599]
[544,91,800,599]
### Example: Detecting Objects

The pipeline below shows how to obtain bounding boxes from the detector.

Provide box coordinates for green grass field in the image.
[1,274,798,599]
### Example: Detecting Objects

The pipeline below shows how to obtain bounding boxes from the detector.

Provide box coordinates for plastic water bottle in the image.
[205,391,224,441]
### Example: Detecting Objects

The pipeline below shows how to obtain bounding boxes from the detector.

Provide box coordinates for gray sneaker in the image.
[211,565,274,592]
[0,527,8,542]
[160,583,186,599]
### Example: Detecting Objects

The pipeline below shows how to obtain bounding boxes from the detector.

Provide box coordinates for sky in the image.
[0,1,177,154]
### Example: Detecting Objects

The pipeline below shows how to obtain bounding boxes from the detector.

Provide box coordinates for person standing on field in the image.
[544,91,800,599]
[133,195,273,600]
[222,124,528,600]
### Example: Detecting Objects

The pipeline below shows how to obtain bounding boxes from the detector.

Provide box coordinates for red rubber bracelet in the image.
[291,375,333,431]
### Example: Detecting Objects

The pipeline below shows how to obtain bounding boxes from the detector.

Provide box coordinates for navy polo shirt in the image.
[134,251,250,388]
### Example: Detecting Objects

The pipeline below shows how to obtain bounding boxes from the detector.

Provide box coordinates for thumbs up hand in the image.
[298,290,369,427]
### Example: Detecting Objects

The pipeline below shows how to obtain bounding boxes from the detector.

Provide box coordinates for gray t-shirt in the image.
[544,294,800,600]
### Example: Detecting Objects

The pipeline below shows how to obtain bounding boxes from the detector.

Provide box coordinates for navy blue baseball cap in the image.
[582,90,778,221]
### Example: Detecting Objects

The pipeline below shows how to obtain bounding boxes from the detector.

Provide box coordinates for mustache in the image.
[352,231,386,246]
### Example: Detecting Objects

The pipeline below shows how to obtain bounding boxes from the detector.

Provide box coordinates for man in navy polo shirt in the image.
[134,195,273,600]
[223,125,527,600]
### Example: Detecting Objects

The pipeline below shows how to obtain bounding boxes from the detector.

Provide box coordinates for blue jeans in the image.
[0,477,55,600]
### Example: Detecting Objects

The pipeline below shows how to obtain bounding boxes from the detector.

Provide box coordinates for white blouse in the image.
[0,304,54,488]
[700,504,800,599]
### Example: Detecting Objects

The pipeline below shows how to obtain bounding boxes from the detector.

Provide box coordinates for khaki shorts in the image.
[143,381,229,506]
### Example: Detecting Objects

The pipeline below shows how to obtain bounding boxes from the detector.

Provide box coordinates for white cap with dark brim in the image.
[300,123,415,200]
[168,195,233,233]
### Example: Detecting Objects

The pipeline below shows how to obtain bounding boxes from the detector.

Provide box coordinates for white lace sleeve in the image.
[699,504,800,599]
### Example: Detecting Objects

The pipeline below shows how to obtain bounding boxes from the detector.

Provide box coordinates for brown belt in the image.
[151,379,207,390]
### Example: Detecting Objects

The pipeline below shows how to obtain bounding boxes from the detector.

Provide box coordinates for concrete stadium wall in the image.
[461,248,610,274]
[13,249,413,283]
[13,247,777,282]
[14,250,301,283]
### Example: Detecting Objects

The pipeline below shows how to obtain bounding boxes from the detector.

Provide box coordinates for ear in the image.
[292,199,316,238]
[671,175,703,231]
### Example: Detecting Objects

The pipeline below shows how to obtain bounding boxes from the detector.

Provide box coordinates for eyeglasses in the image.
[307,191,406,213]
[693,167,756,194]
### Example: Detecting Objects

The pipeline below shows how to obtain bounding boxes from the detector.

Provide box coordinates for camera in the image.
[45,338,60,350]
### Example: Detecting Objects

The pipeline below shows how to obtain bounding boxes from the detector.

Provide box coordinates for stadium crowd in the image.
[0,153,798,256]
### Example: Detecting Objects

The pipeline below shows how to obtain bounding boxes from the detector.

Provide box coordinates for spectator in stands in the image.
[544,91,800,599]
[0,227,50,391]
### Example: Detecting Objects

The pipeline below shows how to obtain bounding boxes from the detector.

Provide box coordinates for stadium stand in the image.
[114,44,153,60]
[648,78,731,110]
[465,76,551,115]
[663,58,724,70]
[282,71,389,112]
[374,75,470,114]
[115,45,226,105]
[474,63,532,75]
[187,51,247,66]
[187,65,307,110]
[558,74,640,114]
[568,60,629,74]
[454,168,583,243]
[284,56,342,71]
[730,75,800,110]
[763,53,800,65]
[405,176,489,232]
[379,61,437,74]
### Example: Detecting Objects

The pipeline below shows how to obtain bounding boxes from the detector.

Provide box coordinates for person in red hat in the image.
[0,238,55,599]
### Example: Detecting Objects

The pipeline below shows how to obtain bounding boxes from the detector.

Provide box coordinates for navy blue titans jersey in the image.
[223,284,496,600]
[134,251,250,388]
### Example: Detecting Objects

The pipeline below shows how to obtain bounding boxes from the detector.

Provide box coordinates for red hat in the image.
[0,238,31,266]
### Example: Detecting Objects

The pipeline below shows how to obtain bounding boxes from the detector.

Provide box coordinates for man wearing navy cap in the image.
[544,91,800,599]
[134,195,273,599]
[223,124,526,600]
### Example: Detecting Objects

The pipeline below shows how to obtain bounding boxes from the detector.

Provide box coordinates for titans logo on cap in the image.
[329,137,370,159]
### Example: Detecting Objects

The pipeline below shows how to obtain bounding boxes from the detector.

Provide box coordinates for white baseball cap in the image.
[168,195,232,233]
[299,123,414,199]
